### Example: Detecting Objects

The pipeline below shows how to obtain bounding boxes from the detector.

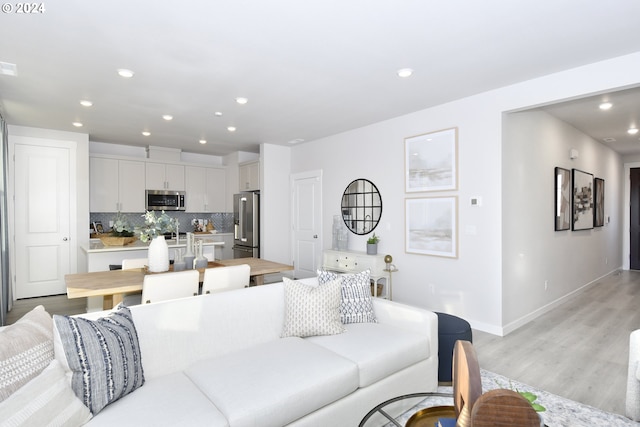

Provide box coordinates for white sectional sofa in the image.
[1,277,438,427]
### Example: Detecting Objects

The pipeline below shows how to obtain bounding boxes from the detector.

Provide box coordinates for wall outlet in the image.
[428,284,435,294]
[544,280,548,291]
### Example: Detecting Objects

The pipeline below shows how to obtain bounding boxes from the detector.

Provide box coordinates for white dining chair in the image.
[141,269,199,304]
[121,258,149,306]
[202,264,250,295]
[122,258,148,269]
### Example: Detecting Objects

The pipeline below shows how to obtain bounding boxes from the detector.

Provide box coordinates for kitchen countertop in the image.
[82,236,225,253]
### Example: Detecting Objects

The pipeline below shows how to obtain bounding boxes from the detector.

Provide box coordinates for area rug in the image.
[391,369,637,427]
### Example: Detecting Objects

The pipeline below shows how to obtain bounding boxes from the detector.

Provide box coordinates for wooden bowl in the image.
[99,234,137,246]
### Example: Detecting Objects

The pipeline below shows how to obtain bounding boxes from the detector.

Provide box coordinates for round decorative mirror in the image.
[341,179,382,235]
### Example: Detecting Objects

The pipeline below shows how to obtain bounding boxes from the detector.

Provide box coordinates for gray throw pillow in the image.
[53,305,144,415]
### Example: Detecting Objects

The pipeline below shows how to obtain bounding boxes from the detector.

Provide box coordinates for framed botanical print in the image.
[554,167,571,231]
[572,169,594,231]
[594,177,605,227]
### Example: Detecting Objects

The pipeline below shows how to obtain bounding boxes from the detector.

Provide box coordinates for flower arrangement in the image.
[111,212,134,237]
[135,211,178,242]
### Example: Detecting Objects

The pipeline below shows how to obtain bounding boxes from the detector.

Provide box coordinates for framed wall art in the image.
[405,127,458,192]
[572,169,594,231]
[405,196,457,258]
[554,167,571,231]
[594,177,605,227]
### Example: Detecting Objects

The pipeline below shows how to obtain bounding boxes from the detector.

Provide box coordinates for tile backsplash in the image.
[90,212,234,234]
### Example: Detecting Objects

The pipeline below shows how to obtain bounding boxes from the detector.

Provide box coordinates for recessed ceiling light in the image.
[142,131,151,136]
[162,115,173,121]
[288,138,305,144]
[629,128,639,135]
[199,139,207,144]
[235,97,248,105]
[72,122,83,127]
[80,100,93,107]
[603,137,616,143]
[117,68,134,78]
[214,112,223,117]
[599,102,612,110]
[227,126,237,132]
[397,68,414,78]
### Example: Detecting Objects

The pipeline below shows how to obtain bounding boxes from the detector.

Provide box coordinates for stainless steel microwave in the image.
[146,190,186,211]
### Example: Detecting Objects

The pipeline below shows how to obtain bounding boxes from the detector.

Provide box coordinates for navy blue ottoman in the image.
[436,312,472,382]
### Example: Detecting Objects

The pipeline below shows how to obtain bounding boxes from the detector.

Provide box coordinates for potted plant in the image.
[99,212,137,246]
[366,233,380,255]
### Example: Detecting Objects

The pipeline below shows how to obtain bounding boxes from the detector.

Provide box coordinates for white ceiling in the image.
[1,1,640,156]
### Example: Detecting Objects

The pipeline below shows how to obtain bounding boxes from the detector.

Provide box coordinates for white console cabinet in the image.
[322,249,390,298]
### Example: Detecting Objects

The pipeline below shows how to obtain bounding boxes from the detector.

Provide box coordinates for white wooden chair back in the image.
[122,258,148,269]
[141,269,199,304]
[202,264,250,295]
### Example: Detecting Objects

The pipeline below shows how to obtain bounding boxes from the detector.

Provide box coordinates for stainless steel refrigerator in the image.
[233,192,260,258]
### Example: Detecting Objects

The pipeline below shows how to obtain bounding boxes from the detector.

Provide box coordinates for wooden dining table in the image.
[65,258,294,309]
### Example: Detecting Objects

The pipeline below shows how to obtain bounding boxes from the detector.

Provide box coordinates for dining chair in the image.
[141,269,199,304]
[122,258,148,269]
[120,258,149,306]
[202,264,250,295]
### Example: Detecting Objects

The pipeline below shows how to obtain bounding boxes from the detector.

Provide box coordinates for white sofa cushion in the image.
[306,322,431,387]
[84,372,228,427]
[281,277,345,337]
[184,337,359,427]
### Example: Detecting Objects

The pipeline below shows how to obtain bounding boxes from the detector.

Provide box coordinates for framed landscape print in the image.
[554,167,571,231]
[405,127,458,192]
[405,196,457,258]
[572,169,594,231]
[594,177,605,227]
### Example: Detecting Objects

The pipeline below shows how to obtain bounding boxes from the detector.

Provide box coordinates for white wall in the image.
[260,143,292,264]
[288,51,640,335]
[502,110,623,332]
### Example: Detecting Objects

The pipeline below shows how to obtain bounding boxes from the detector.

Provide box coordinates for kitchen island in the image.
[82,236,225,272]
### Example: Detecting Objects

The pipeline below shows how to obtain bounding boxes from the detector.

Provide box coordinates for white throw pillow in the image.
[281,277,345,338]
[0,305,53,402]
[0,360,92,427]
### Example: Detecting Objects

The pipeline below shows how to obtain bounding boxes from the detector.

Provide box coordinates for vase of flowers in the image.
[135,211,177,273]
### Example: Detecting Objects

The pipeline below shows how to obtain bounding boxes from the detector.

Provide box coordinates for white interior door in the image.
[291,171,322,278]
[13,144,71,298]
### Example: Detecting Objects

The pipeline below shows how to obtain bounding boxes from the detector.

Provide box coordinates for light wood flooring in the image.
[6,270,639,416]
[474,269,640,416]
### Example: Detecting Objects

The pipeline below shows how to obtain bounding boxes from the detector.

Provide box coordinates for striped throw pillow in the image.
[53,305,144,415]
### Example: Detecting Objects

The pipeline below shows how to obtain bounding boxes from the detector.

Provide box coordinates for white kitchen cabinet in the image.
[185,166,226,212]
[146,162,185,191]
[90,157,145,212]
[239,160,260,191]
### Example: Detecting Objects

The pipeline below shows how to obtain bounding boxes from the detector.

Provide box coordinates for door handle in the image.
[62,237,68,241]
[313,235,318,239]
